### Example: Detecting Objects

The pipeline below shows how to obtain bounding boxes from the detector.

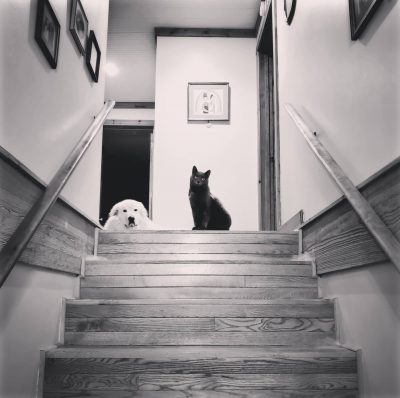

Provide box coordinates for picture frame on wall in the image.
[69,0,89,54]
[187,83,230,121]
[85,30,101,82]
[349,0,383,40]
[34,0,60,69]
[284,0,297,25]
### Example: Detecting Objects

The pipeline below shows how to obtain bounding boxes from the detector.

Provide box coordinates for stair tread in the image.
[67,298,330,305]
[86,258,311,265]
[46,345,355,358]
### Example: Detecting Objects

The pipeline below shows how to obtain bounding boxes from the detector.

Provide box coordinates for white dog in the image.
[104,199,158,231]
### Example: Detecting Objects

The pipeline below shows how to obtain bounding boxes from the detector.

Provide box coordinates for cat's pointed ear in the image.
[192,166,198,174]
[205,170,211,178]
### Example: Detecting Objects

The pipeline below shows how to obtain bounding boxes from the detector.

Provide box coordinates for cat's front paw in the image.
[192,226,200,230]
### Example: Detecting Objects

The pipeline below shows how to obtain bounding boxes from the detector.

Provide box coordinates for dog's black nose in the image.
[128,216,135,225]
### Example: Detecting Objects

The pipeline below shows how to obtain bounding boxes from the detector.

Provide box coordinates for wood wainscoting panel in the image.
[301,157,400,274]
[0,147,96,275]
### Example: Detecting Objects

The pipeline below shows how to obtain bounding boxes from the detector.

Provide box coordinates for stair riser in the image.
[43,389,359,398]
[98,232,299,245]
[95,254,301,262]
[79,287,318,300]
[45,355,357,375]
[66,303,334,318]
[65,317,335,333]
[44,372,357,392]
[81,275,317,288]
[84,263,313,277]
[64,331,335,346]
[97,243,299,256]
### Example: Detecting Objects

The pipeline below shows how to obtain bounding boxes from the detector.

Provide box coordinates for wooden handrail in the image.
[0,100,115,287]
[285,104,400,273]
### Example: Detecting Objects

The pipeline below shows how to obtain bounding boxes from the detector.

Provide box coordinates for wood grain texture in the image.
[80,287,318,300]
[65,317,334,333]
[155,27,256,38]
[84,262,313,277]
[98,231,299,245]
[45,348,355,374]
[95,253,301,262]
[301,156,400,274]
[44,373,356,391]
[97,243,298,255]
[0,151,95,275]
[66,301,334,318]
[64,331,334,346]
[43,390,358,398]
[80,275,316,288]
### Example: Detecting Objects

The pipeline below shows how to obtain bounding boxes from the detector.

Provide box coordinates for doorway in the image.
[257,1,280,230]
[100,125,153,225]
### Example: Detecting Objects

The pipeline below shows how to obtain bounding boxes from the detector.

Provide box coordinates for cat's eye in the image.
[201,177,205,181]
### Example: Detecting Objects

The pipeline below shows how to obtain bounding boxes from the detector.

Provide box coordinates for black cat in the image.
[189,166,231,230]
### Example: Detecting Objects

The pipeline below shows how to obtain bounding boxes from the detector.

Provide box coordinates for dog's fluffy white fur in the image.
[104,199,158,231]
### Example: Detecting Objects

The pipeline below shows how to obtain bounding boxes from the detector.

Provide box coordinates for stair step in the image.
[98,231,299,245]
[66,317,334,333]
[44,347,356,396]
[84,261,313,276]
[81,275,317,288]
[64,330,335,346]
[66,299,334,318]
[94,253,301,262]
[44,391,358,398]
[80,286,318,299]
[97,243,299,256]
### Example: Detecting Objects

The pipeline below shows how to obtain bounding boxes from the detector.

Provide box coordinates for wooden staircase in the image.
[42,231,358,397]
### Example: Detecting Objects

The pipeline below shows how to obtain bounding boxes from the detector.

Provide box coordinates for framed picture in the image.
[69,0,89,54]
[86,30,101,82]
[284,0,297,25]
[34,0,60,69]
[349,0,383,40]
[187,83,230,121]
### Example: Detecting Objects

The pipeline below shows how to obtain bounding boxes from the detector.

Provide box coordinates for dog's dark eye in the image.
[123,209,127,212]
[134,209,138,212]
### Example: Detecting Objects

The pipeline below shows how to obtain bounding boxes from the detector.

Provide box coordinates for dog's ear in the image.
[140,204,149,218]
[109,205,119,217]
[192,166,198,175]
[205,170,211,178]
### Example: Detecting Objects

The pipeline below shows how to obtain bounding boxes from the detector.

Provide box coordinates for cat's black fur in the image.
[189,166,231,230]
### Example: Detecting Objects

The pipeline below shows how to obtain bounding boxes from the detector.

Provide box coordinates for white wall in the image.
[276,0,400,223]
[0,264,78,398]
[153,37,259,230]
[0,0,110,220]
[107,108,155,121]
[320,262,400,398]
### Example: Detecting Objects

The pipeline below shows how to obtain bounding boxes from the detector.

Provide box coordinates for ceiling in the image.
[105,0,261,102]
[108,0,261,33]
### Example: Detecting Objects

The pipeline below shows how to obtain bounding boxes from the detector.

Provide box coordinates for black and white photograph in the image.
[69,0,89,54]
[1,1,399,397]
[34,0,60,68]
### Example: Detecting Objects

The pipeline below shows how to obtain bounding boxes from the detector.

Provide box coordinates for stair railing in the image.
[0,100,115,287]
[285,104,400,273]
